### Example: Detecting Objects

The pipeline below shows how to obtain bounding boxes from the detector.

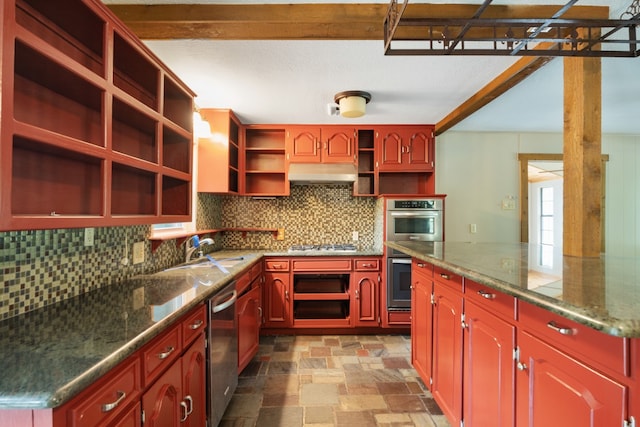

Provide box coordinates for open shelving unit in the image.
[244,126,289,196]
[1,0,195,231]
[354,129,376,196]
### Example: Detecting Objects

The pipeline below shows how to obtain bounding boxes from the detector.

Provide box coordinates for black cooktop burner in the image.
[288,244,357,253]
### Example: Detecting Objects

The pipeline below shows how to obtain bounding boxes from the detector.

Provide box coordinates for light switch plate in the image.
[84,228,94,246]
[133,241,145,264]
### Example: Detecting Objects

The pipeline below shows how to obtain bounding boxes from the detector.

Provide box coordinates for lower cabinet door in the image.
[182,334,207,427]
[431,282,463,426]
[517,331,627,427]
[238,286,262,372]
[141,361,183,427]
[411,273,432,387]
[463,300,515,427]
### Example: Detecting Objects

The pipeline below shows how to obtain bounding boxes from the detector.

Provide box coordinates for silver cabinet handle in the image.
[417,263,426,268]
[355,289,359,299]
[258,306,263,324]
[102,390,126,412]
[285,290,290,300]
[517,362,527,371]
[362,263,374,268]
[180,401,189,422]
[477,290,496,300]
[184,395,193,416]
[547,321,574,335]
[157,346,175,360]
[189,319,204,330]
[440,273,450,280]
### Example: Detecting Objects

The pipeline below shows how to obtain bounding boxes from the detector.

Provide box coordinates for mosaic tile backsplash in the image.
[0,185,383,320]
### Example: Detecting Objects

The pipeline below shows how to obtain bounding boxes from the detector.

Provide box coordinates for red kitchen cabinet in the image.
[244,126,289,196]
[181,334,207,427]
[516,330,627,427]
[1,0,194,231]
[352,259,381,327]
[198,109,241,194]
[377,126,434,172]
[411,259,433,388]
[431,269,464,427]
[141,360,183,427]
[286,126,355,163]
[463,299,516,427]
[238,285,262,372]
[323,126,356,163]
[263,259,291,328]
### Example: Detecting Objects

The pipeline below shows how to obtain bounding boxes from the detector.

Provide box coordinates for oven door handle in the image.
[390,258,412,264]
[389,211,439,217]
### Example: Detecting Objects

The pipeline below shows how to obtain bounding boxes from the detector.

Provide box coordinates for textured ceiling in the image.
[103,0,640,134]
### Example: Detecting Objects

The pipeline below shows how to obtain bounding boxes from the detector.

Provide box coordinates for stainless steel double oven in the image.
[385,198,443,311]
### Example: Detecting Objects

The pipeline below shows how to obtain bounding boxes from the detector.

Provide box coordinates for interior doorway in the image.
[518,153,608,252]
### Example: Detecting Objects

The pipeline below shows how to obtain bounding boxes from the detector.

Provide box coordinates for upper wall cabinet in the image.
[198,109,241,194]
[286,126,356,164]
[1,0,195,231]
[377,125,435,172]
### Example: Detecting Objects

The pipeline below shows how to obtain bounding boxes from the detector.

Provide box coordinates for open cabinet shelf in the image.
[1,0,196,231]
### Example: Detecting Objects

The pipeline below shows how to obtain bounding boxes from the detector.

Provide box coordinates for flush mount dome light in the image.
[334,90,371,118]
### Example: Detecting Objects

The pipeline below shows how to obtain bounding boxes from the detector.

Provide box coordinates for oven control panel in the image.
[388,199,442,210]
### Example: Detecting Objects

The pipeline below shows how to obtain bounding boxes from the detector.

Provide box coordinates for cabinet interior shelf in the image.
[294,293,350,301]
[150,227,279,251]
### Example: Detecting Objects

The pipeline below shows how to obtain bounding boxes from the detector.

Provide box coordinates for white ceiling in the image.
[103,0,640,134]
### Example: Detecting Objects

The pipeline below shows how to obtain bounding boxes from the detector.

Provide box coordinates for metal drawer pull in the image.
[417,263,426,268]
[477,290,496,299]
[362,263,374,268]
[517,362,528,371]
[355,290,359,299]
[157,346,175,360]
[189,319,204,330]
[440,273,450,280]
[547,321,574,335]
[102,390,126,412]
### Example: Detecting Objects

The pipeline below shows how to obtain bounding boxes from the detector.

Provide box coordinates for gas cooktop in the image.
[288,244,357,253]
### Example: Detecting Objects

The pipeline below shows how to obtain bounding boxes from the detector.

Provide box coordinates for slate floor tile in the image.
[221,335,451,427]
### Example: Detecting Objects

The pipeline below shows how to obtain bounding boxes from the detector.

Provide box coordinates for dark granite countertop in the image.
[0,249,383,410]
[386,241,640,338]
[0,250,262,410]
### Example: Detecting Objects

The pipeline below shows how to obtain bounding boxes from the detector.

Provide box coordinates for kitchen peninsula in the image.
[387,240,640,427]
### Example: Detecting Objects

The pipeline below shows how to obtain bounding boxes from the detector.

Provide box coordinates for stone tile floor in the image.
[220,335,451,427]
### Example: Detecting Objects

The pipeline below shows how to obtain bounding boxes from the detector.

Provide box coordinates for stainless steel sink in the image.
[163,256,245,272]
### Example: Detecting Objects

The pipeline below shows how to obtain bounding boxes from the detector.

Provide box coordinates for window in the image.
[539,186,554,267]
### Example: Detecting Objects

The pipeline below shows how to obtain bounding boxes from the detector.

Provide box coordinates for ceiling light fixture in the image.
[333,90,372,118]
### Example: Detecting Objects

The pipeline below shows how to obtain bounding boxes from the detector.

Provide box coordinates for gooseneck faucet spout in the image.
[185,235,214,262]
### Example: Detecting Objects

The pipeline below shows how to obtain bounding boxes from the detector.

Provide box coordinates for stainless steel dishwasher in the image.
[207,281,238,427]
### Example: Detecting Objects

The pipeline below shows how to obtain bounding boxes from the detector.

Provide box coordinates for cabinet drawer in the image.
[67,357,141,427]
[236,270,252,295]
[433,266,463,290]
[519,301,628,378]
[141,323,182,386]
[251,261,263,279]
[182,304,206,347]
[265,259,290,271]
[412,258,433,277]
[388,310,411,324]
[465,279,516,321]
[355,258,380,271]
[292,258,352,271]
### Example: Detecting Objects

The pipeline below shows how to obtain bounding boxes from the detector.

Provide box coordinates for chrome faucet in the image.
[185,235,214,262]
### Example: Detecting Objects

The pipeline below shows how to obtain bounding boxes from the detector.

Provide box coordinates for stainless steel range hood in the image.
[288,163,357,184]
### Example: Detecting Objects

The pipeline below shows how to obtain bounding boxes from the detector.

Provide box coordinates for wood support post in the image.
[563,56,602,257]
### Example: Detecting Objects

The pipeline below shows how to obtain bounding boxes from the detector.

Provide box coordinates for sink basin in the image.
[163,256,245,272]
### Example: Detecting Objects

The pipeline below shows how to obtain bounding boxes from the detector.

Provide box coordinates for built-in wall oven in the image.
[386,198,443,310]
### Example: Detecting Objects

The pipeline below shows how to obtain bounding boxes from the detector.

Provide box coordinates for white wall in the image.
[436,131,640,255]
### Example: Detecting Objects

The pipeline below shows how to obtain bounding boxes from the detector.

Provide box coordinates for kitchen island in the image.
[386,240,640,337]
[387,240,640,427]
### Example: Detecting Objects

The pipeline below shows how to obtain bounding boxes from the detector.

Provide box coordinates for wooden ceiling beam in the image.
[107,3,609,40]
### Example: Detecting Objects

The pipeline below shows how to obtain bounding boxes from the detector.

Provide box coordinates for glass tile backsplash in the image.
[0,185,382,320]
